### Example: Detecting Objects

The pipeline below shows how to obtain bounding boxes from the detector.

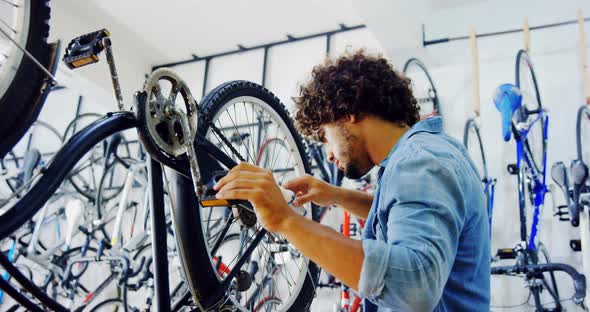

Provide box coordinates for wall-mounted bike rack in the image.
[152,24,366,97]
[422,15,590,46]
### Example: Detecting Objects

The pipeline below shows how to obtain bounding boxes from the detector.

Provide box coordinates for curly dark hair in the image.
[293,50,419,139]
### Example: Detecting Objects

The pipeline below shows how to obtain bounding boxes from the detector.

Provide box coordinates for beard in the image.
[342,161,369,179]
[338,126,372,179]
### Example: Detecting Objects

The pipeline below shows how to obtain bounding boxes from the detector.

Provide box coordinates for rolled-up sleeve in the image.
[358,144,466,311]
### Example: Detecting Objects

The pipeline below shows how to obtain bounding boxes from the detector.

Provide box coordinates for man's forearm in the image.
[279,214,364,290]
[332,187,373,219]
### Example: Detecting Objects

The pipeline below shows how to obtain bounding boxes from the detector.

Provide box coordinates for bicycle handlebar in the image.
[491,262,586,304]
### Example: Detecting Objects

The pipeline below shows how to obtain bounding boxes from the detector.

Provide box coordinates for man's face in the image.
[321,121,373,179]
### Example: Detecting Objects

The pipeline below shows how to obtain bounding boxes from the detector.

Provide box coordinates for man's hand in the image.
[282,174,340,207]
[214,162,298,232]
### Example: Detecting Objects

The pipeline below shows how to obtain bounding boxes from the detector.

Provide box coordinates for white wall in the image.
[418,2,590,310]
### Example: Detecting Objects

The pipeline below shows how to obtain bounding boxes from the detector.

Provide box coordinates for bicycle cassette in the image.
[136,68,199,158]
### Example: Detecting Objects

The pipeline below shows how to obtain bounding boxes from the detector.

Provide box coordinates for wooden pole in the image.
[523,18,531,53]
[470,27,480,117]
[578,9,590,104]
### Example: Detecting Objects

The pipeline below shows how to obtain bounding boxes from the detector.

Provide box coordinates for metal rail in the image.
[423,17,590,46]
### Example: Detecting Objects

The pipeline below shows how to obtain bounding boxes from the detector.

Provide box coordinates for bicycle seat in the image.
[493,84,522,142]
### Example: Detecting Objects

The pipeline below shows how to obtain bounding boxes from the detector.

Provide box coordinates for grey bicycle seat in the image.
[551,161,569,191]
[570,160,588,186]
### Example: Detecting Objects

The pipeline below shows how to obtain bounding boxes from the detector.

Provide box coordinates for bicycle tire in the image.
[0,0,51,158]
[533,242,561,311]
[462,118,489,183]
[171,81,319,311]
[515,49,546,174]
[402,57,441,120]
[462,118,492,231]
[88,298,127,312]
[576,105,590,162]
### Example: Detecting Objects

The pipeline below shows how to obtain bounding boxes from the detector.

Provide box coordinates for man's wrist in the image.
[277,211,306,235]
[330,185,344,206]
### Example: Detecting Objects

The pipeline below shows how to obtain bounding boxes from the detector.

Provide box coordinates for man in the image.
[214,50,490,311]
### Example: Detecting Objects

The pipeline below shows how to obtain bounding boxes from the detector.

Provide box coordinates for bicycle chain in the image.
[194,104,246,163]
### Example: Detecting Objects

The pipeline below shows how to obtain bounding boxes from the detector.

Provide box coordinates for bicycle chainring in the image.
[136,68,199,158]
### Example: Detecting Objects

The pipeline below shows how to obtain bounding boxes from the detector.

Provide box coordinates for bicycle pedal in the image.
[507,164,518,175]
[570,239,582,252]
[63,29,110,69]
[496,248,517,259]
[199,171,233,207]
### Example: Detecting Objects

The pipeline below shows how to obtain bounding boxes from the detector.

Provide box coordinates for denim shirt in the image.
[358,117,490,311]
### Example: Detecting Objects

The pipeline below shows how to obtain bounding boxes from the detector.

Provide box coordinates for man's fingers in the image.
[292,193,315,207]
[217,179,258,193]
[216,189,259,201]
[214,171,265,190]
[283,175,312,192]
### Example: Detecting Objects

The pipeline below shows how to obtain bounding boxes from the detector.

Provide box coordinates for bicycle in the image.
[491,49,586,311]
[551,102,590,305]
[0,0,60,158]
[0,29,320,311]
[402,57,441,120]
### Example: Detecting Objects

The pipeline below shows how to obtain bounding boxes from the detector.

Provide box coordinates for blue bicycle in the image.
[491,50,586,311]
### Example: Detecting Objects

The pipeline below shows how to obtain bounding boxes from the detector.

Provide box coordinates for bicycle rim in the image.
[577,105,590,163]
[533,242,561,310]
[402,58,441,120]
[463,118,488,182]
[0,0,30,98]
[515,50,545,173]
[201,95,312,311]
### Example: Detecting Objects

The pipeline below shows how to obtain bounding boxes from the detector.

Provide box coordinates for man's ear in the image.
[349,114,364,124]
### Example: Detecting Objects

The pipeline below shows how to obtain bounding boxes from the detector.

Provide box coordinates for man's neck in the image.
[361,118,410,165]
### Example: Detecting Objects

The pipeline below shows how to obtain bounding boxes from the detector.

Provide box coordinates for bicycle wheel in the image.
[577,105,590,163]
[172,81,319,311]
[0,0,51,158]
[463,118,488,184]
[515,50,546,173]
[531,242,561,311]
[88,298,128,312]
[0,120,62,203]
[402,58,441,120]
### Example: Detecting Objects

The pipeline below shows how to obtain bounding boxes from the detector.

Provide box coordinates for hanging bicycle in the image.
[491,50,586,311]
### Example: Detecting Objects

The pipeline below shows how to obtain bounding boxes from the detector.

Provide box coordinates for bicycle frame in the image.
[513,111,549,252]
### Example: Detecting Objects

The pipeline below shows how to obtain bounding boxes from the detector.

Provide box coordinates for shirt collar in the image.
[378,117,443,169]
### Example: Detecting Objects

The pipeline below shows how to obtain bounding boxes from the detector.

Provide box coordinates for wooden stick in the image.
[523,18,530,53]
[578,9,590,104]
[470,27,480,116]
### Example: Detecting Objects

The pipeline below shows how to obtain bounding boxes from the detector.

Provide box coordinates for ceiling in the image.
[86,0,365,65]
